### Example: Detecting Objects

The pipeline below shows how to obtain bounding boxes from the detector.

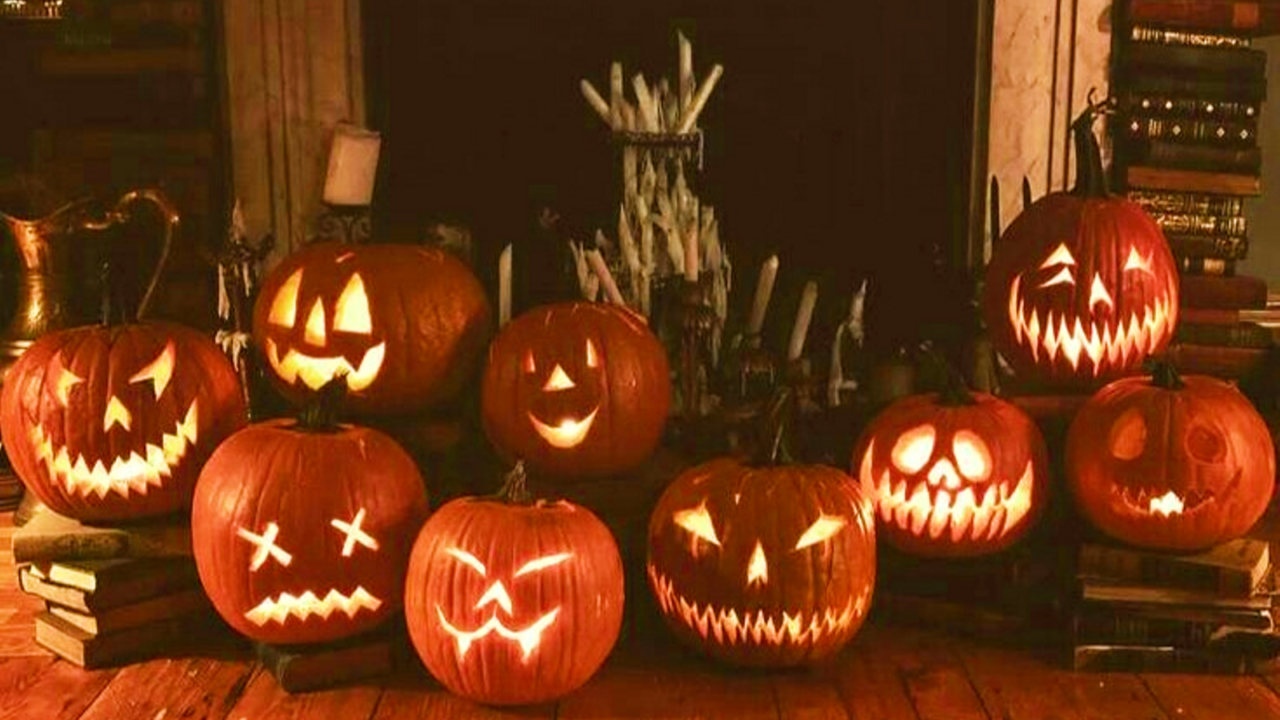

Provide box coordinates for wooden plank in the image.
[0,656,115,720]
[957,641,1168,720]
[559,665,779,720]
[1141,675,1280,720]
[773,673,849,720]
[826,635,918,720]
[372,672,551,719]
[0,621,47,657]
[222,666,381,720]
[835,623,989,720]
[77,655,254,720]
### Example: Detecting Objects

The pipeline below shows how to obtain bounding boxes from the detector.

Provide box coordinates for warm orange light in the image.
[1124,247,1154,275]
[1109,409,1147,460]
[265,339,386,392]
[515,552,574,577]
[103,396,132,432]
[446,547,488,576]
[543,364,576,392]
[891,425,935,473]
[795,516,847,549]
[528,408,598,449]
[268,269,303,327]
[304,299,327,346]
[586,339,599,368]
[333,274,373,334]
[1149,490,1185,517]
[53,366,83,406]
[436,605,561,661]
[952,431,991,481]
[130,341,176,397]
[1088,273,1114,312]
[331,508,379,556]
[1040,243,1076,268]
[1039,267,1075,288]
[237,521,293,570]
[246,587,382,626]
[674,503,721,546]
[747,542,768,587]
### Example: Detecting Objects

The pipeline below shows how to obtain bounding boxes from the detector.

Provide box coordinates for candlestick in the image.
[683,226,698,282]
[498,244,512,327]
[788,281,818,361]
[586,249,626,306]
[322,124,381,206]
[678,31,693,115]
[677,64,724,134]
[747,255,779,335]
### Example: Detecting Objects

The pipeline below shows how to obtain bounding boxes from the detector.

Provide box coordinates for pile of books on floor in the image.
[11,506,216,668]
[1072,537,1280,672]
[1115,0,1275,378]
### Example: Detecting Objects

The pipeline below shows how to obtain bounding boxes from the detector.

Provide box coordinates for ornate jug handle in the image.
[81,189,181,321]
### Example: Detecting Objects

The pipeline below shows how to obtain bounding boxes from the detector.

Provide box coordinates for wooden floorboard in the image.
[1140,675,1280,720]
[371,669,552,719]
[221,666,383,720]
[558,665,780,720]
[841,624,990,720]
[76,655,255,720]
[773,673,849,720]
[0,657,115,720]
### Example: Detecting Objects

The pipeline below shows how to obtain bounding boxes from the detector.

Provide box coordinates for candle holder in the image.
[316,204,372,245]
[722,332,778,405]
[678,277,718,421]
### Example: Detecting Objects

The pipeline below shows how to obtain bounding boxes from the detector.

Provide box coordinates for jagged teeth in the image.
[28,400,199,499]
[244,587,382,626]
[647,567,865,647]
[1112,484,1214,517]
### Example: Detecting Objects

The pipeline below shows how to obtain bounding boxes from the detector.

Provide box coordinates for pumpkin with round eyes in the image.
[253,241,491,416]
[853,386,1049,557]
[191,415,427,645]
[1066,364,1274,551]
[404,465,624,705]
[481,302,670,479]
[646,458,875,667]
[0,322,246,522]
[983,102,1178,389]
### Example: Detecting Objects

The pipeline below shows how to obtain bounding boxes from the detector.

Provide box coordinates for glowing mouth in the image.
[528,408,598,449]
[1007,276,1176,374]
[436,606,561,661]
[858,441,1035,542]
[647,567,865,647]
[244,587,382,626]
[265,339,385,392]
[29,401,199,499]
[1111,475,1234,518]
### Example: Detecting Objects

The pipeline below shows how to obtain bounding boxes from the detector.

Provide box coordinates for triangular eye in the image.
[1124,247,1154,275]
[515,552,573,577]
[268,269,302,327]
[1039,243,1076,268]
[130,341,176,397]
[795,515,846,550]
[445,547,487,576]
[586,339,599,368]
[52,359,83,406]
[674,503,720,546]
[333,274,372,334]
[523,351,537,374]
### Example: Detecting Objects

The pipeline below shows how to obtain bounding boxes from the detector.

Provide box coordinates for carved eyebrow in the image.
[794,515,847,550]
[1039,243,1076,268]
[515,552,574,577]
[445,547,487,576]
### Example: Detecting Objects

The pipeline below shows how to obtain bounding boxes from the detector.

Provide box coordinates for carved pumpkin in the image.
[984,102,1178,389]
[853,385,1048,557]
[1066,364,1274,551]
[191,414,427,645]
[647,458,875,667]
[405,466,624,705]
[253,241,491,416]
[481,302,670,478]
[0,322,246,522]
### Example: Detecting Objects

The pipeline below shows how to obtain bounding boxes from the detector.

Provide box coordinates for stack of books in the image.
[1115,1,1277,378]
[12,507,217,668]
[1072,537,1280,672]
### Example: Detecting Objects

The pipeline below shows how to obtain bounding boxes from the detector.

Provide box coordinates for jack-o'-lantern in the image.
[481,302,670,478]
[191,390,428,645]
[405,464,624,705]
[647,458,875,667]
[0,322,246,522]
[984,99,1178,389]
[253,241,490,416]
[1066,364,1274,551]
[853,381,1048,557]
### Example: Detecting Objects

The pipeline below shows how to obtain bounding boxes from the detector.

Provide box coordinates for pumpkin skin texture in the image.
[647,459,875,667]
[983,110,1178,389]
[0,322,246,522]
[253,242,491,416]
[853,392,1048,557]
[191,420,428,645]
[481,302,670,479]
[405,495,624,705]
[1066,372,1274,551]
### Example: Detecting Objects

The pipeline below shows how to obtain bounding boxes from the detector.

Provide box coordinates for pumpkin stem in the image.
[921,344,976,406]
[1144,358,1186,390]
[496,461,533,505]
[296,374,349,431]
[1070,90,1116,199]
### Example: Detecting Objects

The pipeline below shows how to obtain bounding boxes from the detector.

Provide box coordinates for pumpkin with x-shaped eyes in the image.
[647,459,875,667]
[0,322,246,521]
[404,467,624,705]
[481,302,670,478]
[192,418,428,645]
[254,241,491,416]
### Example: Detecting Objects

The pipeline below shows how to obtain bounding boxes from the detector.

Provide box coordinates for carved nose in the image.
[543,364,576,392]
[474,580,513,615]
[747,541,768,587]
[103,396,131,432]
[304,299,327,345]
[927,459,962,490]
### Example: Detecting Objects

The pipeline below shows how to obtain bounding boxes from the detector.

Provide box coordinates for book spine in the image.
[1125,140,1261,174]
[1073,643,1250,673]
[1155,214,1249,239]
[1177,257,1236,276]
[14,533,127,563]
[1124,116,1257,147]
[1074,610,1220,648]
[1180,275,1269,310]
[1130,25,1252,48]
[1127,0,1280,34]
[1123,42,1266,76]
[1175,322,1272,348]
[1181,308,1240,325]
[1125,166,1261,196]
[1079,546,1251,595]
[1125,73,1266,101]
[1128,190,1246,216]
[1124,95,1259,121]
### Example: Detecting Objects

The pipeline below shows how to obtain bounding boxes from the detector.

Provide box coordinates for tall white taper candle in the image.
[747,255,779,335]
[498,244,512,327]
[788,281,819,361]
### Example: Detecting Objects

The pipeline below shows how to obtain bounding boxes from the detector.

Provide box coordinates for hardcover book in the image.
[1125,116,1257,146]
[1180,274,1268,309]
[1078,539,1270,596]
[1177,256,1235,276]
[1165,234,1249,260]
[12,507,191,562]
[18,558,199,613]
[1128,190,1246,216]
[1123,140,1261,174]
[1123,41,1266,76]
[47,587,211,636]
[1125,166,1260,196]
[1123,95,1259,120]
[1127,0,1280,35]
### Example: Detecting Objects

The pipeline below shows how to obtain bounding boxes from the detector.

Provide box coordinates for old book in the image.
[1130,25,1252,48]
[12,508,192,563]
[34,556,198,594]
[1096,601,1274,631]
[1123,95,1259,121]
[1079,539,1269,596]
[1125,166,1260,196]
[38,47,205,76]
[1162,344,1268,378]
[1125,73,1266,101]
[18,559,198,614]
[1123,42,1266,76]
[1128,190,1245,216]
[1181,308,1240,325]
[1166,233,1249,260]
[1125,116,1257,147]
[1127,0,1280,34]
[1074,605,1261,648]
[256,629,398,693]
[1080,577,1273,610]
[1177,257,1235,276]
[33,610,207,669]
[48,587,210,636]
[1073,643,1253,673]
[1124,140,1261,174]
[1180,274,1268,310]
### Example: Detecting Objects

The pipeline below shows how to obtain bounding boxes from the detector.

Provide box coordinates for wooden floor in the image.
[3,514,1280,719]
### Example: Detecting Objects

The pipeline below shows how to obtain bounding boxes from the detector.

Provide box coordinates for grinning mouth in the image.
[1111,472,1236,518]
[858,441,1035,542]
[436,606,561,661]
[647,567,865,647]
[1007,276,1175,374]
[29,401,198,499]
[245,587,382,626]
[528,408,598,449]
[265,339,385,392]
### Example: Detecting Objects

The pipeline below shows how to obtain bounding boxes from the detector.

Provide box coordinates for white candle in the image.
[747,255,779,335]
[609,62,624,130]
[677,64,724,134]
[498,244,512,327]
[586,250,626,306]
[683,225,698,282]
[788,281,819,361]
[580,79,611,125]
[322,124,381,206]
[678,31,693,115]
